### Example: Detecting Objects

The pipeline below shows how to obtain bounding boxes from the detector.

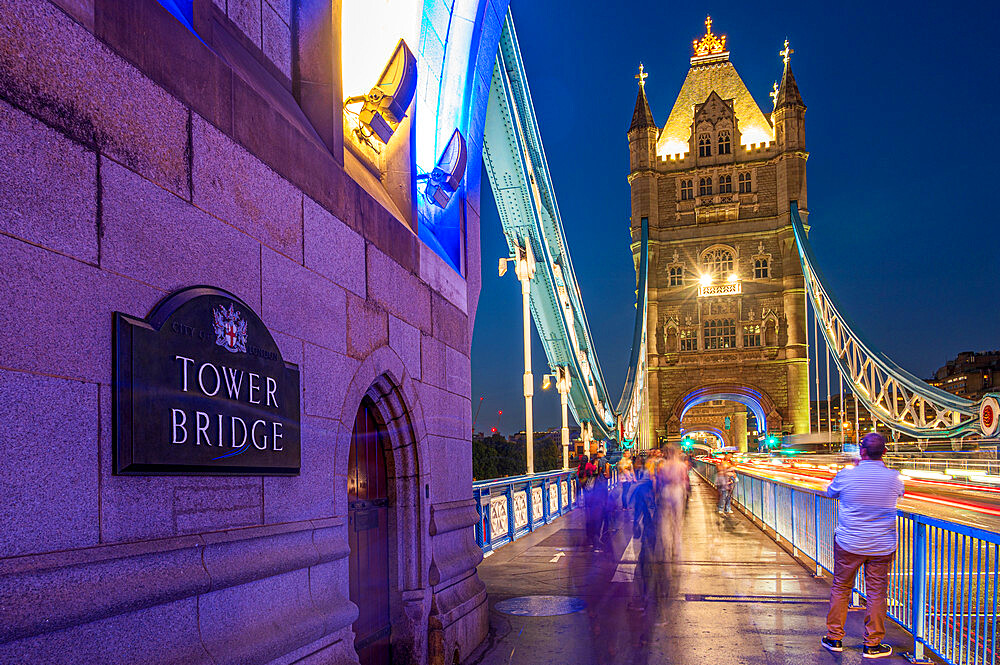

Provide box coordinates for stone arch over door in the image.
[340,347,430,665]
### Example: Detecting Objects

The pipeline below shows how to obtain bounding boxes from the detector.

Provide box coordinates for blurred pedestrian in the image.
[655,447,687,565]
[577,454,601,550]
[821,432,904,659]
[618,450,637,509]
[630,458,657,609]
[715,455,736,514]
[592,448,613,551]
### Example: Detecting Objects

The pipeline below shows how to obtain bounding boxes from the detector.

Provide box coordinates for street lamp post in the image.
[500,240,537,474]
[543,367,573,470]
[557,368,571,470]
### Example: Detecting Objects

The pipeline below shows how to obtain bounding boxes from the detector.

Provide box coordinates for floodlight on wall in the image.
[344,39,417,146]
[420,129,467,208]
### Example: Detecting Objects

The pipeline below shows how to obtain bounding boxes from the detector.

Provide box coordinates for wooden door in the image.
[349,399,391,665]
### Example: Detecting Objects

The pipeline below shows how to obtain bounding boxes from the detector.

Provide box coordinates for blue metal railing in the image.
[473,470,579,555]
[693,459,1000,665]
[472,469,619,554]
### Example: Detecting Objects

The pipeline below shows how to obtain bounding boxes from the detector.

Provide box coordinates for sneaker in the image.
[862,644,892,659]
[821,637,843,652]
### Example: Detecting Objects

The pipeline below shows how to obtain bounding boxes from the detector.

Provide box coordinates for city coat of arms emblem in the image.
[213,303,248,353]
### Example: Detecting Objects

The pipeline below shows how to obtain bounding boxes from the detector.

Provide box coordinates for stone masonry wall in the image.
[0,0,501,662]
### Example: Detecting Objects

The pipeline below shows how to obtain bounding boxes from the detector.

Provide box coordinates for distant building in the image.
[929,351,1000,400]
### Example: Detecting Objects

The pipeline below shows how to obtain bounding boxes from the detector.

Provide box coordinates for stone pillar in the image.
[734,410,748,451]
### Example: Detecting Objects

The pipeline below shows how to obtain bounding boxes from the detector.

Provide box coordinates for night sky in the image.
[470,0,1000,436]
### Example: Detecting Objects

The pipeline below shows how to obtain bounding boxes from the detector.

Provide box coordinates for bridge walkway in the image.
[471,476,933,665]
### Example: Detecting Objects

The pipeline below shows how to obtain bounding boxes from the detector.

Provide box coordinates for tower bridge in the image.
[484,14,997,453]
[3,3,999,664]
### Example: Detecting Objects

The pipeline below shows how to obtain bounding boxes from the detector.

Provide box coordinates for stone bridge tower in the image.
[628,18,810,448]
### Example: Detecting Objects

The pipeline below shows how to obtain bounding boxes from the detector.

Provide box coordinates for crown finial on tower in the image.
[693,15,727,56]
[770,81,779,107]
[635,63,648,90]
[780,39,794,65]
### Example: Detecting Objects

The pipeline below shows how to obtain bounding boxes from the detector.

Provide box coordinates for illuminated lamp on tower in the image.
[421,129,468,208]
[344,39,417,145]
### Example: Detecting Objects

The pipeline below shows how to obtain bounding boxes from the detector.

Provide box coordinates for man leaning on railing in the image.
[821,432,905,660]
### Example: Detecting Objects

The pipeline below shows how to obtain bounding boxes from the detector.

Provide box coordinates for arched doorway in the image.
[349,398,392,665]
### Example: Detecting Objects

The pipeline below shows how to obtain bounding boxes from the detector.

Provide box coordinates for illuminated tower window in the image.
[680,329,697,351]
[719,174,732,193]
[699,177,713,196]
[704,319,736,349]
[717,130,732,155]
[698,134,712,157]
[738,171,752,193]
[669,265,685,286]
[702,247,734,274]
[680,179,693,200]
[754,258,769,278]
[743,324,761,347]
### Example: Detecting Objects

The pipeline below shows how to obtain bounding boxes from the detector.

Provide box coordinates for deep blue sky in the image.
[471,0,1000,436]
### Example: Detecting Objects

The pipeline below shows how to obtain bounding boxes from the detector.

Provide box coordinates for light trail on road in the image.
[721,458,1000,530]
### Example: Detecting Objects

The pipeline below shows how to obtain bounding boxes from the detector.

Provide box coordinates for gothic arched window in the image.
[701,247,734,275]
[704,319,736,349]
[698,134,712,157]
[719,174,732,193]
[680,329,697,351]
[738,171,752,193]
[680,179,693,200]
[717,130,732,155]
[754,258,769,279]
[699,177,713,196]
[669,265,684,286]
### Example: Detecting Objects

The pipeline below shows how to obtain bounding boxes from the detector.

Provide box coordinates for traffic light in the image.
[765,434,778,449]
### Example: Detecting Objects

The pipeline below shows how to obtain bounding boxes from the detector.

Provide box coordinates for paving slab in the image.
[472,476,936,665]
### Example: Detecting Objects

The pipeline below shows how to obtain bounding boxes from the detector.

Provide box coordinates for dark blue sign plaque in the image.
[114,286,301,475]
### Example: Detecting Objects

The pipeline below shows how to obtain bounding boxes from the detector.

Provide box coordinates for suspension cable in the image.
[805,293,812,435]
[826,334,833,437]
[814,302,822,433]
[854,387,860,446]
[839,368,845,450]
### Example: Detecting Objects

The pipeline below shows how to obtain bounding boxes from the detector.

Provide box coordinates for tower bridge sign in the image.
[114,286,301,475]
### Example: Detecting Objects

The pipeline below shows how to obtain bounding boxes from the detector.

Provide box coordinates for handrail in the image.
[472,469,618,554]
[693,459,1000,663]
[472,468,570,489]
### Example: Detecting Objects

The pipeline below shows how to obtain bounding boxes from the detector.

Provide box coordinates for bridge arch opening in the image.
[681,428,726,451]
[671,384,780,451]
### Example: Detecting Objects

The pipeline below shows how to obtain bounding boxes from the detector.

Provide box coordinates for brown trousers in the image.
[826,542,895,646]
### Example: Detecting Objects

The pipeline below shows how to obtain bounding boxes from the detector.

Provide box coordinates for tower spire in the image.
[774,39,804,109]
[635,62,648,91]
[780,39,794,65]
[629,63,656,132]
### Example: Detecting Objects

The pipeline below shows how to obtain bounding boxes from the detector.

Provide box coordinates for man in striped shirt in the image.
[821,432,904,659]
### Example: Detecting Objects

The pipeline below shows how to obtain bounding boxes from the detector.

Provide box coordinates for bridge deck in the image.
[472,476,934,665]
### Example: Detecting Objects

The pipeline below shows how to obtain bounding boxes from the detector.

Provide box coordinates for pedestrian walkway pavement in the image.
[470,475,934,665]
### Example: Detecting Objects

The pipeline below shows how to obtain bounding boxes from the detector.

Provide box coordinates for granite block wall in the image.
[0,0,509,662]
